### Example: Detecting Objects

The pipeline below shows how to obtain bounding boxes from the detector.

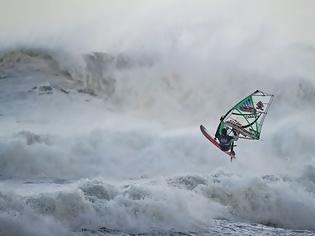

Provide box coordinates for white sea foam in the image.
[0,1,315,235]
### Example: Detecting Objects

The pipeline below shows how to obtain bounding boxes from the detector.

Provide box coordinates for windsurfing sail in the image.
[220,90,274,140]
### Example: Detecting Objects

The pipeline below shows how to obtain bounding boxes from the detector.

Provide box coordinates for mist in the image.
[0,1,315,235]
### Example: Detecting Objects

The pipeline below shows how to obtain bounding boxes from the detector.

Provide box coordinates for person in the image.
[214,117,238,160]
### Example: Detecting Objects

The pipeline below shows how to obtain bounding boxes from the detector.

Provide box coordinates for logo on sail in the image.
[256,101,264,111]
[240,98,256,113]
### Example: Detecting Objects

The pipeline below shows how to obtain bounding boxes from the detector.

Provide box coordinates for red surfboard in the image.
[200,124,236,160]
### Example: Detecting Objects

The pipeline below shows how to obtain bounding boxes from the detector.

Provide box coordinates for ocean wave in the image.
[1,47,315,121]
[0,174,314,236]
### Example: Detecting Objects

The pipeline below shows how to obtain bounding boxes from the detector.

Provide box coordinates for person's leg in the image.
[230,142,235,156]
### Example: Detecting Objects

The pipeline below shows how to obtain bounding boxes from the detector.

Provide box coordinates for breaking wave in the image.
[0,174,314,236]
[1,1,315,235]
[1,47,315,126]
[0,43,315,235]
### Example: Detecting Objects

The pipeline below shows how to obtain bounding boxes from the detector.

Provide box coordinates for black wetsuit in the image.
[218,134,235,152]
[215,120,237,153]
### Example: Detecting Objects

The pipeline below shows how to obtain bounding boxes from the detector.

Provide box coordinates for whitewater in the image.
[0,1,315,235]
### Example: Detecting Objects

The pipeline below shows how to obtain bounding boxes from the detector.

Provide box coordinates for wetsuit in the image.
[218,134,235,152]
[215,121,237,152]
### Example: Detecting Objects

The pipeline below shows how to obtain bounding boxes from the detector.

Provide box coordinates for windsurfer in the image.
[215,117,238,159]
[200,90,273,161]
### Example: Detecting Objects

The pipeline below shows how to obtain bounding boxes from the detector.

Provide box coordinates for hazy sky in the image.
[0,0,314,51]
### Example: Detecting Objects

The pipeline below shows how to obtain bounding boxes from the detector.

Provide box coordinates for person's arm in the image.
[228,136,237,146]
[231,129,239,141]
